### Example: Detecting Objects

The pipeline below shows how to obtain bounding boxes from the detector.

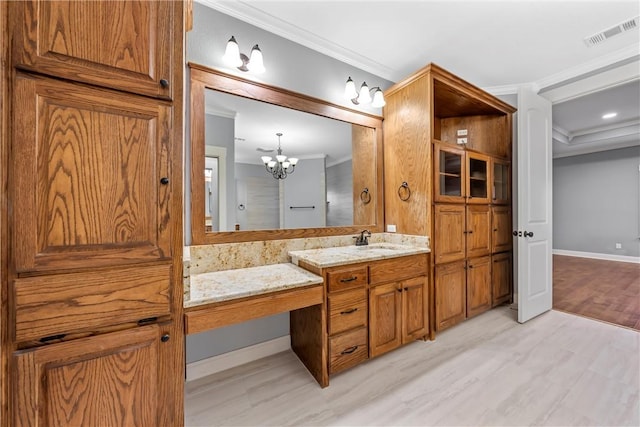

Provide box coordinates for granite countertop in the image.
[288,243,430,269]
[185,263,323,308]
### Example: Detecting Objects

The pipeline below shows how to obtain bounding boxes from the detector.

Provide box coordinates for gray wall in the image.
[553,145,640,257]
[205,114,236,231]
[326,159,353,226]
[235,163,279,230]
[186,4,392,364]
[282,157,326,228]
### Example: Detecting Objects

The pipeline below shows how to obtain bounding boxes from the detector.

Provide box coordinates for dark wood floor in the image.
[553,255,640,330]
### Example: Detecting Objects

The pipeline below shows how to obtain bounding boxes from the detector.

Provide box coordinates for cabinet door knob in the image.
[160,78,169,88]
[161,334,170,343]
[160,177,170,185]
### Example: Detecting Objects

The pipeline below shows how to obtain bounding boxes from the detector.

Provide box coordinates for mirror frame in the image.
[189,62,384,245]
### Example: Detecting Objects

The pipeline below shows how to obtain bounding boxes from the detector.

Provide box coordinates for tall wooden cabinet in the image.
[383,64,516,334]
[2,1,185,425]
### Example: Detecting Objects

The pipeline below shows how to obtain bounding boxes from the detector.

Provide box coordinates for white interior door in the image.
[516,85,553,323]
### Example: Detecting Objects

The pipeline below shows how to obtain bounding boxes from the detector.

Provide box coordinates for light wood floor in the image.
[185,308,640,426]
[553,255,640,330]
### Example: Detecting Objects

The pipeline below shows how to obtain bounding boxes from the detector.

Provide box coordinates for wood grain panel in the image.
[12,73,172,274]
[435,261,466,331]
[440,115,510,158]
[402,275,428,342]
[326,266,368,292]
[329,327,368,374]
[433,204,465,264]
[491,206,512,253]
[352,124,377,226]
[492,253,512,307]
[466,256,491,318]
[184,285,323,334]
[466,205,491,258]
[290,304,328,388]
[369,282,402,357]
[328,289,367,335]
[382,74,431,236]
[369,254,428,285]
[14,0,174,99]
[14,264,171,342]
[13,325,163,427]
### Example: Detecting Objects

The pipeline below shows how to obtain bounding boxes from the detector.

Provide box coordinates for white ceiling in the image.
[200,1,640,158]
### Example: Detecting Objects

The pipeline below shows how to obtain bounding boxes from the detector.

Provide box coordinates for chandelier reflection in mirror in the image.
[260,133,299,180]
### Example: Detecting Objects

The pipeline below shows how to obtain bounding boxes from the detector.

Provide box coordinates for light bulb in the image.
[357,82,371,104]
[371,88,386,108]
[222,36,243,68]
[247,45,265,73]
[344,77,358,100]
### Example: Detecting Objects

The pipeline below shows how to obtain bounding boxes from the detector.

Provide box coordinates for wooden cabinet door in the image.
[401,276,428,343]
[466,151,491,204]
[435,261,466,331]
[466,205,491,258]
[466,256,492,318]
[369,282,402,358]
[13,324,174,427]
[492,252,512,307]
[13,0,175,99]
[491,158,510,204]
[492,206,512,253]
[434,143,466,203]
[434,204,465,264]
[12,73,173,274]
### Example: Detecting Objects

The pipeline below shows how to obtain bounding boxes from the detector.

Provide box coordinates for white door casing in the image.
[516,85,553,323]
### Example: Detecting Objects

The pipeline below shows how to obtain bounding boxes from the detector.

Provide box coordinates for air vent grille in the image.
[584,16,639,47]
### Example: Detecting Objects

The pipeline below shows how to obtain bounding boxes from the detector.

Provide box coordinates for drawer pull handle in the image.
[160,78,169,88]
[341,346,358,355]
[340,276,357,283]
[340,308,358,315]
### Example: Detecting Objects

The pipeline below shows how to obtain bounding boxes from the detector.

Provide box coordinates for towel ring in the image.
[398,182,411,201]
[360,188,371,204]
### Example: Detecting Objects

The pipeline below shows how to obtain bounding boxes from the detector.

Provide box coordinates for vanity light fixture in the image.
[344,77,386,108]
[602,112,617,119]
[222,35,265,74]
[261,133,298,180]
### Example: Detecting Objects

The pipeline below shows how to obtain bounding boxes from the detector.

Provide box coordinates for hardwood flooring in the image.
[185,308,640,426]
[553,255,640,330]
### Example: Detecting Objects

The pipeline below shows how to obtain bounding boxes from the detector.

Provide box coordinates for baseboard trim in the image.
[553,249,640,264]
[186,335,291,382]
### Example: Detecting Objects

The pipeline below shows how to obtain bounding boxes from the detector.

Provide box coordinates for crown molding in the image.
[205,106,237,119]
[482,84,520,96]
[572,119,640,138]
[196,0,397,82]
[552,125,571,144]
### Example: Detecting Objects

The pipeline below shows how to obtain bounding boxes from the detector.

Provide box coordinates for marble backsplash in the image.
[183,233,430,301]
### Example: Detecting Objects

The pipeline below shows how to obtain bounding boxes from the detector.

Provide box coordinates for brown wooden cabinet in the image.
[369,281,402,357]
[435,261,466,331]
[466,256,492,318]
[466,205,492,258]
[491,158,511,204]
[13,0,175,99]
[4,1,184,425]
[492,206,513,253]
[434,143,491,205]
[492,252,512,307]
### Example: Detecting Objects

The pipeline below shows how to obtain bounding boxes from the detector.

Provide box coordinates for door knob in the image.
[524,231,534,238]
[512,230,522,237]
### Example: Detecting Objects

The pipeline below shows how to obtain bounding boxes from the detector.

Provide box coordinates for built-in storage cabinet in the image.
[466,205,492,258]
[466,256,492,318]
[492,206,513,253]
[466,152,491,204]
[492,253,512,307]
[492,158,511,204]
[13,0,175,99]
[434,144,465,203]
[435,261,466,331]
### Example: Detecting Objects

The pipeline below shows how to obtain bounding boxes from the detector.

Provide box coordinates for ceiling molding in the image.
[552,126,571,144]
[482,84,520,96]
[205,106,237,119]
[572,119,640,138]
[553,139,639,158]
[196,0,397,82]
[536,43,640,92]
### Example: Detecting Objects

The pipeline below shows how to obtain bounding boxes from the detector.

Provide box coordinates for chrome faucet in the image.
[354,229,371,246]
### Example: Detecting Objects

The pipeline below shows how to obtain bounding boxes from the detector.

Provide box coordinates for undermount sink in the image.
[355,243,405,251]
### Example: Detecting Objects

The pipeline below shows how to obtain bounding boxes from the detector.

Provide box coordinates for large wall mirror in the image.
[190,63,383,244]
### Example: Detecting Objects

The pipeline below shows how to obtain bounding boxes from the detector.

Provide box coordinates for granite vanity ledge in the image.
[289,243,430,269]
[184,263,323,309]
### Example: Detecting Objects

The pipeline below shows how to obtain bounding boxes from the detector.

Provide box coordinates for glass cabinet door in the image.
[492,158,510,204]
[434,143,465,203]
[466,151,491,204]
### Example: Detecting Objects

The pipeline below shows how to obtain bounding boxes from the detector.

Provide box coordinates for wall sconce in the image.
[222,35,265,74]
[344,77,386,108]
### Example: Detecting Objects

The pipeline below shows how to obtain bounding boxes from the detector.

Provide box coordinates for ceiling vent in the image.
[584,16,639,47]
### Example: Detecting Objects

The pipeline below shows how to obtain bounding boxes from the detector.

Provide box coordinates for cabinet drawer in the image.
[369,254,428,285]
[327,266,368,292]
[14,264,171,342]
[328,289,367,335]
[329,327,368,374]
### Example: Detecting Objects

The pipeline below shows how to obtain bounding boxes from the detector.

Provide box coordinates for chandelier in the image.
[260,133,298,180]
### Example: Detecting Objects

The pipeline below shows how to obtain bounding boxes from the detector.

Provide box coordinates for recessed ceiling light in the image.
[602,112,617,119]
